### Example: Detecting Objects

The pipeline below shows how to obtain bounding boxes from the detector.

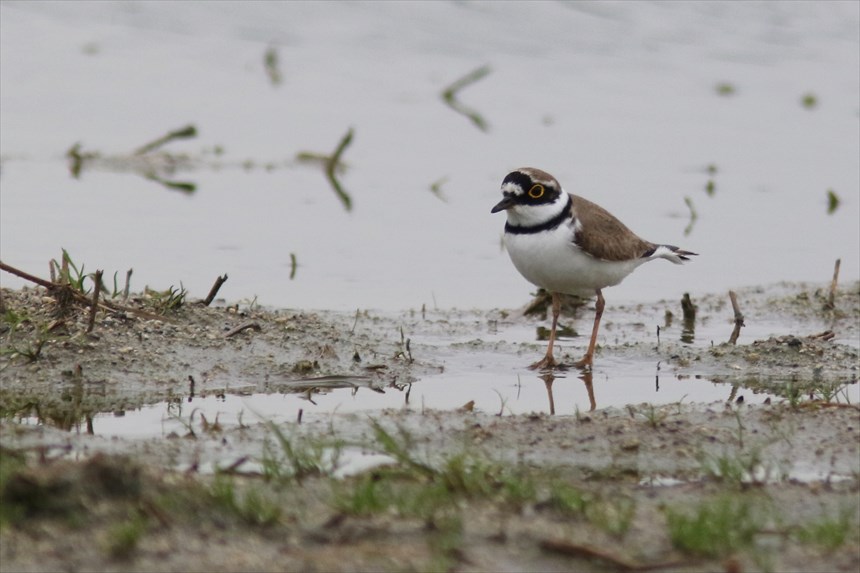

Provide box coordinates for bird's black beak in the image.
[491,195,516,213]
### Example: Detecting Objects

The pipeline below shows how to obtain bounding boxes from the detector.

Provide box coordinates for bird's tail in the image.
[647,244,698,264]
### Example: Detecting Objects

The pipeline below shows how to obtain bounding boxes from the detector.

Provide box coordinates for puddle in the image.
[6,287,860,439]
[18,369,857,440]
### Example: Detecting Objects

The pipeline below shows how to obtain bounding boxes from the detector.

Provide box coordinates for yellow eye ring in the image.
[528,184,545,199]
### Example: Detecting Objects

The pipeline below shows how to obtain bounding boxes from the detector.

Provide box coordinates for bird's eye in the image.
[528,184,545,199]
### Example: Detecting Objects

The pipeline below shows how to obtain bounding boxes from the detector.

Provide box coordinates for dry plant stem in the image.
[224,322,261,338]
[202,274,228,306]
[826,258,841,310]
[0,260,175,323]
[1,260,57,289]
[539,538,693,571]
[681,293,696,322]
[87,270,103,333]
[61,255,69,283]
[728,290,745,344]
[221,456,250,474]
[123,269,133,301]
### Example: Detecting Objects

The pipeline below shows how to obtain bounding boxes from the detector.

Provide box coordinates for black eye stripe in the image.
[501,170,560,206]
[502,171,535,191]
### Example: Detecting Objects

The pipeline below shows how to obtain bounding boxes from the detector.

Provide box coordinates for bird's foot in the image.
[528,355,567,372]
[572,355,593,371]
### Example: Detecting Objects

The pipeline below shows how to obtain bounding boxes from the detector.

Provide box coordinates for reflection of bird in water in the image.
[539,371,596,415]
[540,373,557,415]
[580,372,596,412]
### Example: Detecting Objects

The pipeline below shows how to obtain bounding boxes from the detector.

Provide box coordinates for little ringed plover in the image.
[491,167,697,370]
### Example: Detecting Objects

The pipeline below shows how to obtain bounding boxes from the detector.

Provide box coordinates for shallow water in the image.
[21,358,859,442]
[16,300,860,439]
[2,2,859,443]
[1,1,858,311]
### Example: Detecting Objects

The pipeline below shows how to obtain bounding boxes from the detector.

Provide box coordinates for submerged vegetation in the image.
[441,64,492,132]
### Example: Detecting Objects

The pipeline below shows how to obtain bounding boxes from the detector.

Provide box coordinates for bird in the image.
[491,167,697,370]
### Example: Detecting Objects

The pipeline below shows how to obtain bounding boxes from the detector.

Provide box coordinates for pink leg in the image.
[528,292,561,370]
[574,289,605,370]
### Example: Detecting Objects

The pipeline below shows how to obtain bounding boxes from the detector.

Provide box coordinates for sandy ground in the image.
[0,281,858,572]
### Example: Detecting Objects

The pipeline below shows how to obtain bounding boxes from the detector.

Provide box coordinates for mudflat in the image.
[1,282,858,572]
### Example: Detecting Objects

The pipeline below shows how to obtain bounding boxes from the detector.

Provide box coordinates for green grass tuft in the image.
[665,494,765,557]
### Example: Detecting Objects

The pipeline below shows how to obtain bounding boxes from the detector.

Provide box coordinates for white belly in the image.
[503,226,645,295]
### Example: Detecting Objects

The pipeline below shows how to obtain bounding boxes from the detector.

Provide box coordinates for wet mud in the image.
[1,282,858,572]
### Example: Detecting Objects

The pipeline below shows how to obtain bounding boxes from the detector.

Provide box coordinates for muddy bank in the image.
[1,281,858,572]
[1,281,857,419]
[1,404,858,573]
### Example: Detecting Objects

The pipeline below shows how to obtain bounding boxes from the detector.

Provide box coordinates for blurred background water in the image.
[2,0,858,311]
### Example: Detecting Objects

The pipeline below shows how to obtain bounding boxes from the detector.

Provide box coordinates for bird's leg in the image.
[540,373,556,415]
[529,292,562,370]
[579,371,596,412]
[574,289,605,370]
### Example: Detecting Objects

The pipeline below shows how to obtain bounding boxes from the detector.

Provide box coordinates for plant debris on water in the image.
[441,64,492,132]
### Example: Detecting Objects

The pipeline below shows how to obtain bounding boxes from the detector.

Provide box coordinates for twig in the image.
[825,258,840,310]
[1,260,56,289]
[325,128,354,211]
[680,293,697,343]
[0,260,176,323]
[220,456,250,474]
[134,124,197,155]
[123,268,133,301]
[61,255,69,284]
[539,538,693,571]
[681,293,696,322]
[441,65,491,131]
[87,270,103,333]
[795,401,860,411]
[681,293,696,324]
[224,322,261,338]
[809,330,835,341]
[202,274,228,306]
[728,290,745,345]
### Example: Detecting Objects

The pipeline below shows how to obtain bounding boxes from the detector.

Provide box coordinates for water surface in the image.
[2,1,858,311]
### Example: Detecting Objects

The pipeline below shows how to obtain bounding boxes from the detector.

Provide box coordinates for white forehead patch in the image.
[501,181,526,196]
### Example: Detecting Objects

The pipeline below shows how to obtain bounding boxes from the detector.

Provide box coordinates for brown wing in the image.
[571,195,655,261]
